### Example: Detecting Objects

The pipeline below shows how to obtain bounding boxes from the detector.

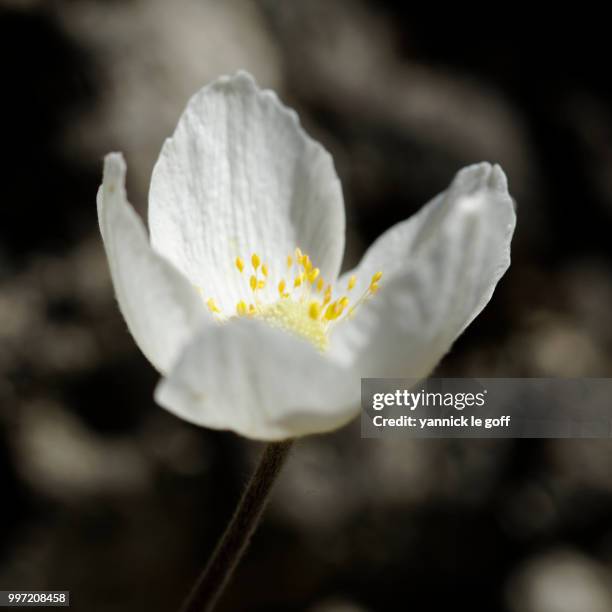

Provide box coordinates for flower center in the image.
[200,248,381,352]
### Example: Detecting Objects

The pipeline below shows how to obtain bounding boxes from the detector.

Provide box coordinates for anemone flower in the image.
[97,72,515,441]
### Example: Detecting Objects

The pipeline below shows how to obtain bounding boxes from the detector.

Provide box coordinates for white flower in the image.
[97,72,516,441]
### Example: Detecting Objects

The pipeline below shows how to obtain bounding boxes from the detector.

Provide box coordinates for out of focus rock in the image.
[60,0,282,202]
[562,260,612,352]
[261,0,536,222]
[0,0,40,7]
[272,432,362,533]
[562,94,612,219]
[529,317,605,376]
[0,237,130,383]
[506,550,612,612]
[501,482,559,539]
[511,310,607,377]
[549,440,612,494]
[13,401,152,499]
[309,599,370,612]
[141,413,212,477]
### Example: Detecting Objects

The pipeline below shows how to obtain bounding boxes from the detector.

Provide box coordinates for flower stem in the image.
[180,439,294,612]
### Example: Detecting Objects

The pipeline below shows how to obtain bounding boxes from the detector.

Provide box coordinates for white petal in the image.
[148,71,345,313]
[98,153,209,373]
[331,163,516,377]
[155,318,359,441]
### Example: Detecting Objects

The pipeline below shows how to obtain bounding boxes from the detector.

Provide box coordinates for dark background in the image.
[1,2,612,611]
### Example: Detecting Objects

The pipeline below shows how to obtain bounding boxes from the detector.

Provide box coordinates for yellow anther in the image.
[307,267,320,283]
[223,247,382,349]
[206,298,221,314]
[308,301,322,320]
[324,301,339,320]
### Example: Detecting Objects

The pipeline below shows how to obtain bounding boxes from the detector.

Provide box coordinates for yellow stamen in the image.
[206,298,221,314]
[308,301,322,320]
[307,267,320,283]
[200,247,382,351]
[323,286,332,304]
[324,301,339,320]
[368,272,383,294]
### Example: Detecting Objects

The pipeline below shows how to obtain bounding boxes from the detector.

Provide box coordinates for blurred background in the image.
[1,1,612,611]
